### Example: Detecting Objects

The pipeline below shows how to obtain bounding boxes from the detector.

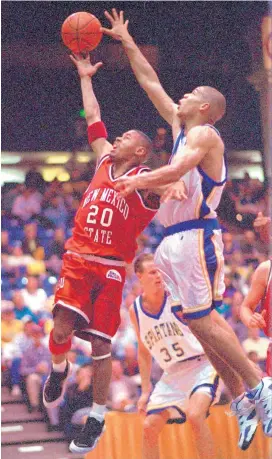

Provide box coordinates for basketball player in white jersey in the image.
[131,253,263,458]
[101,9,272,441]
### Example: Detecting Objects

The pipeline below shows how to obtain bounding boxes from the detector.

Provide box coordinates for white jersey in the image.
[157,125,227,227]
[133,293,204,371]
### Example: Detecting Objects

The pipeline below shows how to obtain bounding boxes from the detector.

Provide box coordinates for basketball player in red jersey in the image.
[42,53,168,454]
[241,213,271,376]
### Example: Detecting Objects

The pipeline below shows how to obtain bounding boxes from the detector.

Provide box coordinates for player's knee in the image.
[143,417,160,444]
[52,328,72,344]
[91,336,111,359]
[186,408,206,428]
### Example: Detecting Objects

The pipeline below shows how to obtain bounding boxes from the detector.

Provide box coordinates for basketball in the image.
[61,12,103,54]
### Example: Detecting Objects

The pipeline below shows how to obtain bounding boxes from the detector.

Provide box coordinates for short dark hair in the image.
[134,253,154,273]
[134,130,153,157]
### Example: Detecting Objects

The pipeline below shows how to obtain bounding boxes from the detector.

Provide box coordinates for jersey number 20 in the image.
[87,204,113,227]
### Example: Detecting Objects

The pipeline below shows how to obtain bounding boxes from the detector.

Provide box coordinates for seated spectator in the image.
[112,309,136,359]
[47,228,66,259]
[1,302,23,348]
[12,290,38,323]
[42,194,68,229]
[240,230,266,264]
[1,230,12,255]
[60,364,93,442]
[11,185,42,222]
[227,292,248,342]
[20,325,51,412]
[230,181,267,229]
[2,319,35,396]
[242,328,270,368]
[107,359,138,412]
[3,243,34,269]
[222,232,240,264]
[21,276,48,316]
[21,222,41,256]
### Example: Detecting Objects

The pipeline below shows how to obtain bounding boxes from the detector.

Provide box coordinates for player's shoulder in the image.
[187,124,222,145]
[255,260,271,278]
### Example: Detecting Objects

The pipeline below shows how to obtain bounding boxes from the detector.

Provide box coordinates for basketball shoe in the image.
[246,376,272,437]
[230,393,259,450]
[43,360,71,408]
[69,413,105,453]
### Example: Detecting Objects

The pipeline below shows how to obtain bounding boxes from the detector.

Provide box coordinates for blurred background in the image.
[1,2,271,459]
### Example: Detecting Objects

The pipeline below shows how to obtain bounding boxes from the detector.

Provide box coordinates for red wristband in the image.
[87,121,108,145]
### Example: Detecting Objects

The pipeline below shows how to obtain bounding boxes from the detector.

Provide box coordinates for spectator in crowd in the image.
[11,185,42,222]
[20,325,51,412]
[2,319,35,396]
[1,303,23,348]
[240,230,267,265]
[3,243,34,270]
[21,222,41,256]
[242,328,270,369]
[12,290,38,323]
[107,359,138,412]
[222,232,241,264]
[21,276,47,316]
[112,309,137,360]
[42,194,68,229]
[61,364,93,442]
[1,230,12,255]
[226,291,248,342]
[47,227,66,259]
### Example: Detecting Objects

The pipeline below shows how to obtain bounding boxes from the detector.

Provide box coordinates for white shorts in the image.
[147,355,221,421]
[154,228,225,319]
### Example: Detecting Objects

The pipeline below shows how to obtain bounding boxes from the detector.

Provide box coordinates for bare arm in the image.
[115,125,217,195]
[129,306,153,395]
[240,261,269,329]
[101,9,178,128]
[70,54,113,160]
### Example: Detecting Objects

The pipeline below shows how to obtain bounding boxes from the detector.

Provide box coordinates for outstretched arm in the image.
[102,9,178,130]
[115,125,217,195]
[70,54,113,160]
[129,306,153,414]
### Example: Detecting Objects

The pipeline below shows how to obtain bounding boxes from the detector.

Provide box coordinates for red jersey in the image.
[261,260,272,338]
[65,155,159,263]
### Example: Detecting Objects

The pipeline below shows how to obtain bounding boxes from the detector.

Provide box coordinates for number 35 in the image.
[160,342,184,362]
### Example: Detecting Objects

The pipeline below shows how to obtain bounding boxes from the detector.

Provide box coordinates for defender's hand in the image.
[161,181,188,203]
[115,176,138,197]
[137,392,150,415]
[70,53,103,79]
[247,311,266,329]
[101,9,131,41]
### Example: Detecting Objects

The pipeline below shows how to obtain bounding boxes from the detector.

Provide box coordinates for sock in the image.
[246,381,263,400]
[90,403,106,421]
[52,360,67,373]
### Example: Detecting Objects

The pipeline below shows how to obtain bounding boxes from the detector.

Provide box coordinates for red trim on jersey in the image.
[87,121,108,145]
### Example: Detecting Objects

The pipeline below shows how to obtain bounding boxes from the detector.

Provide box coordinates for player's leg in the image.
[187,314,272,437]
[143,411,170,459]
[186,392,216,459]
[43,306,77,408]
[69,264,125,453]
[194,333,259,450]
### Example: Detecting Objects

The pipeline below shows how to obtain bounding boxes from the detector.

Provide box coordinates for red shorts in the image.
[54,252,125,341]
[266,341,272,376]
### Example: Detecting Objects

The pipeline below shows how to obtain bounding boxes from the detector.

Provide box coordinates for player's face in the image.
[140,260,164,291]
[177,87,207,118]
[110,130,142,162]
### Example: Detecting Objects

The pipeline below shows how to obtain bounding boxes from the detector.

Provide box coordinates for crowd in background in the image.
[1,126,270,441]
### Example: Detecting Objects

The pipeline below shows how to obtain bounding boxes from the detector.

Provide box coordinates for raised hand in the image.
[70,53,103,79]
[101,9,131,41]
[247,310,266,329]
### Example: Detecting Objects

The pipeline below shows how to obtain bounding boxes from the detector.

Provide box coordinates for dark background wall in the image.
[2,1,268,152]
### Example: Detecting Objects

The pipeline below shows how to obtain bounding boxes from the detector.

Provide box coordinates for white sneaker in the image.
[247,377,272,437]
[230,394,259,450]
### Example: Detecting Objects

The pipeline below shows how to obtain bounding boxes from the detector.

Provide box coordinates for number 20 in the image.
[87,205,113,227]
